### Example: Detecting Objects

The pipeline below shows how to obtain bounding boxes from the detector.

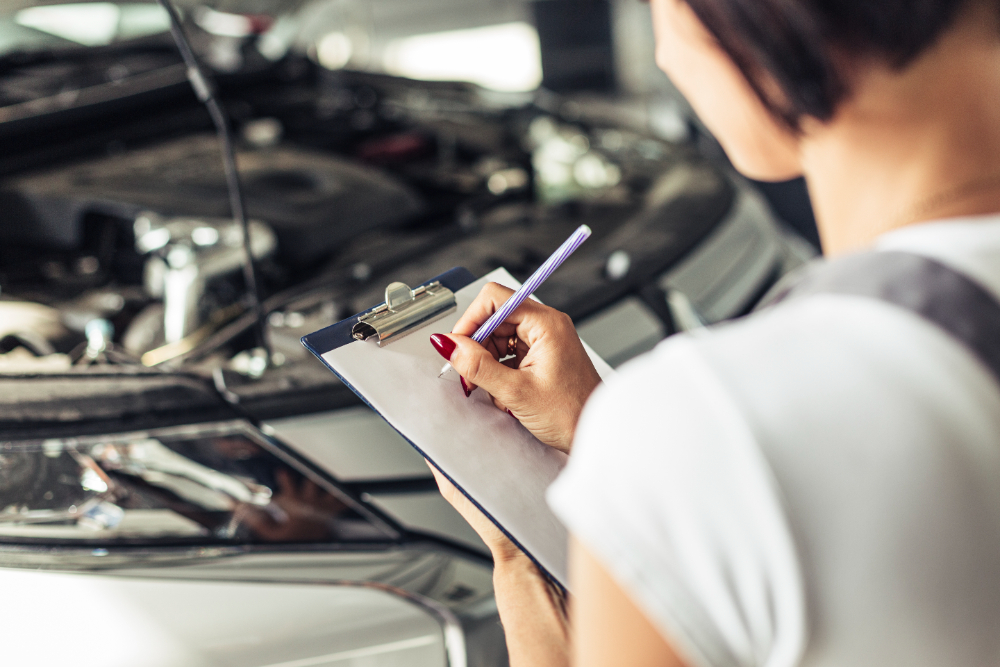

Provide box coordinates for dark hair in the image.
[682,0,975,130]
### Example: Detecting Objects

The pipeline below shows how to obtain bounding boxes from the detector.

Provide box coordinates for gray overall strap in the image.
[779,251,1000,385]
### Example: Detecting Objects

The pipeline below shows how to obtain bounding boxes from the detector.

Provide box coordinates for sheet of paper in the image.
[323,268,613,587]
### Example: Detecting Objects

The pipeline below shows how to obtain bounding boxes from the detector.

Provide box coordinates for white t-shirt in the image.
[548,216,1000,667]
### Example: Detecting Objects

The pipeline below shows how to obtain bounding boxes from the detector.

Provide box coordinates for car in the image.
[0,2,815,665]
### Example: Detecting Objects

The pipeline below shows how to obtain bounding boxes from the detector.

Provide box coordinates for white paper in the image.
[323,268,613,587]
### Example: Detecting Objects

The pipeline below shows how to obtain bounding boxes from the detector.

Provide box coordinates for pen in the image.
[439,224,592,378]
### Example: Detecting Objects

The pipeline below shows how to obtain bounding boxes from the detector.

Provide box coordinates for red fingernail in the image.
[429,334,457,361]
[507,409,517,419]
[460,377,471,397]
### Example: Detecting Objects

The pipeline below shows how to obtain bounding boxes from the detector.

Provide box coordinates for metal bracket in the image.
[352,281,457,346]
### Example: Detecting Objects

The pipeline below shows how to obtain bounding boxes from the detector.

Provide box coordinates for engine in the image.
[0,63,758,412]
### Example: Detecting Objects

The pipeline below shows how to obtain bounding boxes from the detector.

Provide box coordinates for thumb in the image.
[430,333,521,400]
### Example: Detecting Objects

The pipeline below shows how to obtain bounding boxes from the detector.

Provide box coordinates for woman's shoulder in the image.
[553,311,815,667]
[553,278,1000,667]
[581,280,1000,468]
[554,226,1000,667]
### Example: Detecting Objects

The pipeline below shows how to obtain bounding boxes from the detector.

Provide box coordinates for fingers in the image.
[461,360,521,419]
[443,333,525,401]
[451,282,516,337]
[491,394,518,420]
[489,334,528,363]
[452,283,550,347]
[481,335,504,363]
[490,358,523,412]
[431,282,594,451]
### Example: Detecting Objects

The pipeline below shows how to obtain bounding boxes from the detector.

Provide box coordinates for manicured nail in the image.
[429,334,456,361]
[507,409,517,419]
[460,377,471,397]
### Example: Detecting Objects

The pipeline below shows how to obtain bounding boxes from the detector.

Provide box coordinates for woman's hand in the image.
[427,460,523,564]
[429,461,570,667]
[429,282,602,453]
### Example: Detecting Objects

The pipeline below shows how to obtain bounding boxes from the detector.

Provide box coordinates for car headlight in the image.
[0,421,396,545]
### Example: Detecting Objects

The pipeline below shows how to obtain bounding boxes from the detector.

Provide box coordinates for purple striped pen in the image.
[438,224,592,378]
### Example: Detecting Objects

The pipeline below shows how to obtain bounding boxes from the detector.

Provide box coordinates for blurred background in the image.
[0,0,820,245]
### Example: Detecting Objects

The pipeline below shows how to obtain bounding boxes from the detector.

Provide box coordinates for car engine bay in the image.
[0,42,787,421]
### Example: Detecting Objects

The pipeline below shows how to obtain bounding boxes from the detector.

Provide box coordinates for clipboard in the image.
[302,266,614,588]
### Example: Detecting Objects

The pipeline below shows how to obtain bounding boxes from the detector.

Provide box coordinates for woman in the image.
[428,0,1000,665]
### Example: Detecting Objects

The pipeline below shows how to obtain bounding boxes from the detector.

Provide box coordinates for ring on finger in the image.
[506,335,519,357]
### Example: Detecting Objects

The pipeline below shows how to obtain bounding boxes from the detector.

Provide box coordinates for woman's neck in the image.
[800,2,1000,256]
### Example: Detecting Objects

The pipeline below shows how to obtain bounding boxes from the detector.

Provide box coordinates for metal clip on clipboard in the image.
[351,281,457,346]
